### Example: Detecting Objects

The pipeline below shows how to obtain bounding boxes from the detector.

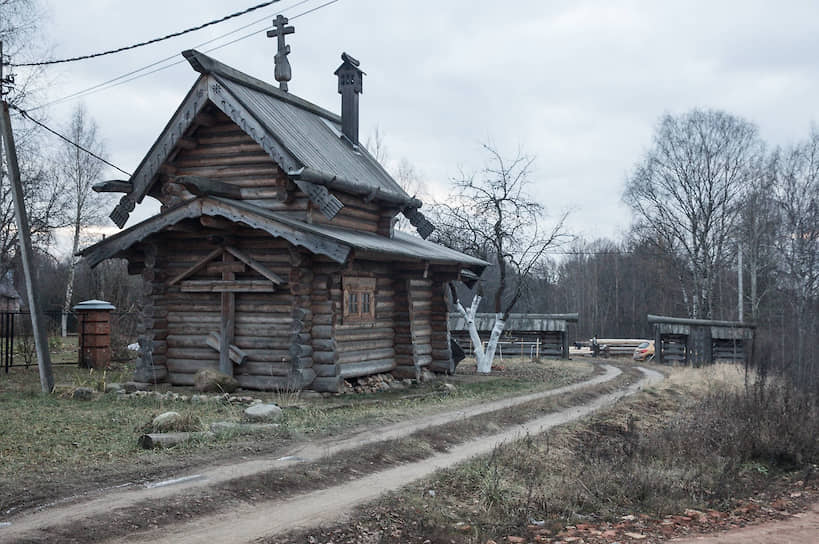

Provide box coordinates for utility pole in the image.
[0,41,54,392]
[737,242,744,322]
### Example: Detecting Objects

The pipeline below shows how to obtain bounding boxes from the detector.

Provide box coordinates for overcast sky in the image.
[17,0,819,243]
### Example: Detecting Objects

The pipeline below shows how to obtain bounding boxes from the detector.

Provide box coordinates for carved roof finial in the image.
[267,15,295,92]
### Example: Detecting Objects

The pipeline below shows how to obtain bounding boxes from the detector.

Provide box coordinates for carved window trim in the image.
[343,276,376,323]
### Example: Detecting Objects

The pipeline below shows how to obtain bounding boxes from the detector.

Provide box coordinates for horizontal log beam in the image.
[180,280,277,292]
[339,358,396,379]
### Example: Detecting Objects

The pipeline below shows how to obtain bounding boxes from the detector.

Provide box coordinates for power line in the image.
[28,0,338,111]
[7,0,339,180]
[10,1,282,67]
[10,104,132,176]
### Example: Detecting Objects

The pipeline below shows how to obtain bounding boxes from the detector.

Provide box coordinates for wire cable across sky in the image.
[9,0,340,178]
[26,0,338,112]
[10,103,132,176]
[9,0,282,67]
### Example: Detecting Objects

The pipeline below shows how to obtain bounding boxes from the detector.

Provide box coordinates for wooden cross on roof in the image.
[267,15,294,92]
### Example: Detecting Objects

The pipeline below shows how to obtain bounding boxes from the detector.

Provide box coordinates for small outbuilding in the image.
[80,44,487,391]
[0,274,21,312]
[647,314,755,366]
[448,313,579,359]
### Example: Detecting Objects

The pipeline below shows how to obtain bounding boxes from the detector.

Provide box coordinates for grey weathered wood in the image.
[126,75,210,209]
[168,246,224,285]
[0,101,54,392]
[219,252,236,376]
[338,347,395,365]
[92,179,133,193]
[178,175,242,199]
[313,363,340,377]
[311,376,342,393]
[339,358,396,378]
[293,179,343,219]
[180,280,277,292]
[205,331,248,365]
[224,245,284,284]
[201,199,350,264]
[83,199,206,266]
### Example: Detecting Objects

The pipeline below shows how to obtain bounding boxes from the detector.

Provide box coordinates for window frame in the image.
[342,276,376,323]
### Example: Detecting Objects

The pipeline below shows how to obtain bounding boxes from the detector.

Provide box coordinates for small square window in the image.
[342,277,375,323]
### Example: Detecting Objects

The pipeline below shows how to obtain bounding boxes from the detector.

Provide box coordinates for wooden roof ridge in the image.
[183,49,341,124]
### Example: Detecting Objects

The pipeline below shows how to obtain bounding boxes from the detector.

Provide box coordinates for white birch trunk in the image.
[481,314,506,373]
[456,296,486,368]
[454,297,507,374]
[61,224,81,337]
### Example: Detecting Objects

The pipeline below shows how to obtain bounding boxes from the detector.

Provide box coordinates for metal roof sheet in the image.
[212,72,409,202]
[82,196,489,271]
[449,313,579,332]
[218,198,489,268]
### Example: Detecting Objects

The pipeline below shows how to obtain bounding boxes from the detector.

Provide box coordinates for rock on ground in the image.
[72,387,95,401]
[244,403,283,423]
[194,369,239,393]
[152,411,182,431]
[123,381,152,393]
[104,382,124,393]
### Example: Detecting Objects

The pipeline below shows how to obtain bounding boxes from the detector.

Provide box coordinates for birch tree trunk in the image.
[481,314,506,373]
[61,222,81,337]
[455,297,508,374]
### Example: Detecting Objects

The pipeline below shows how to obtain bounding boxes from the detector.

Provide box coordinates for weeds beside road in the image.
[0,357,594,519]
[274,363,819,544]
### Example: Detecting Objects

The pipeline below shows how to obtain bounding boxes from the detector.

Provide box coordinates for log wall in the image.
[428,280,454,374]
[136,243,169,382]
[408,278,433,371]
[156,229,299,388]
[157,107,398,234]
[160,109,300,213]
[331,261,397,381]
[133,230,459,390]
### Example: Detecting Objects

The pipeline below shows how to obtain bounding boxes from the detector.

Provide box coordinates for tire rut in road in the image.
[110,367,662,544]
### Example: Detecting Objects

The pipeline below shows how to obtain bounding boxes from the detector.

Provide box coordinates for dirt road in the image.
[1,364,624,542]
[670,501,819,544]
[104,366,663,544]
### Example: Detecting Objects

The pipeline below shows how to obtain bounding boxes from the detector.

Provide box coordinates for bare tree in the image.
[624,109,762,318]
[0,0,65,278]
[58,104,109,336]
[0,128,68,278]
[432,144,568,372]
[772,129,819,383]
[738,153,779,321]
[1,0,50,107]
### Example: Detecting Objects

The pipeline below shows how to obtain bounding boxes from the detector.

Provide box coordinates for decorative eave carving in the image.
[107,75,210,228]
[403,208,435,239]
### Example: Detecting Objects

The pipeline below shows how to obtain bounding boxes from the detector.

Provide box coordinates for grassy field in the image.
[0,354,595,515]
[271,363,819,544]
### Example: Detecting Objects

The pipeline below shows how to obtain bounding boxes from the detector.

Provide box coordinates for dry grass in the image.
[286,363,819,544]
[0,357,593,516]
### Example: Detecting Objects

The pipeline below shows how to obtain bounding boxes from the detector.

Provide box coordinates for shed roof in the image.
[646,314,756,329]
[449,313,579,332]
